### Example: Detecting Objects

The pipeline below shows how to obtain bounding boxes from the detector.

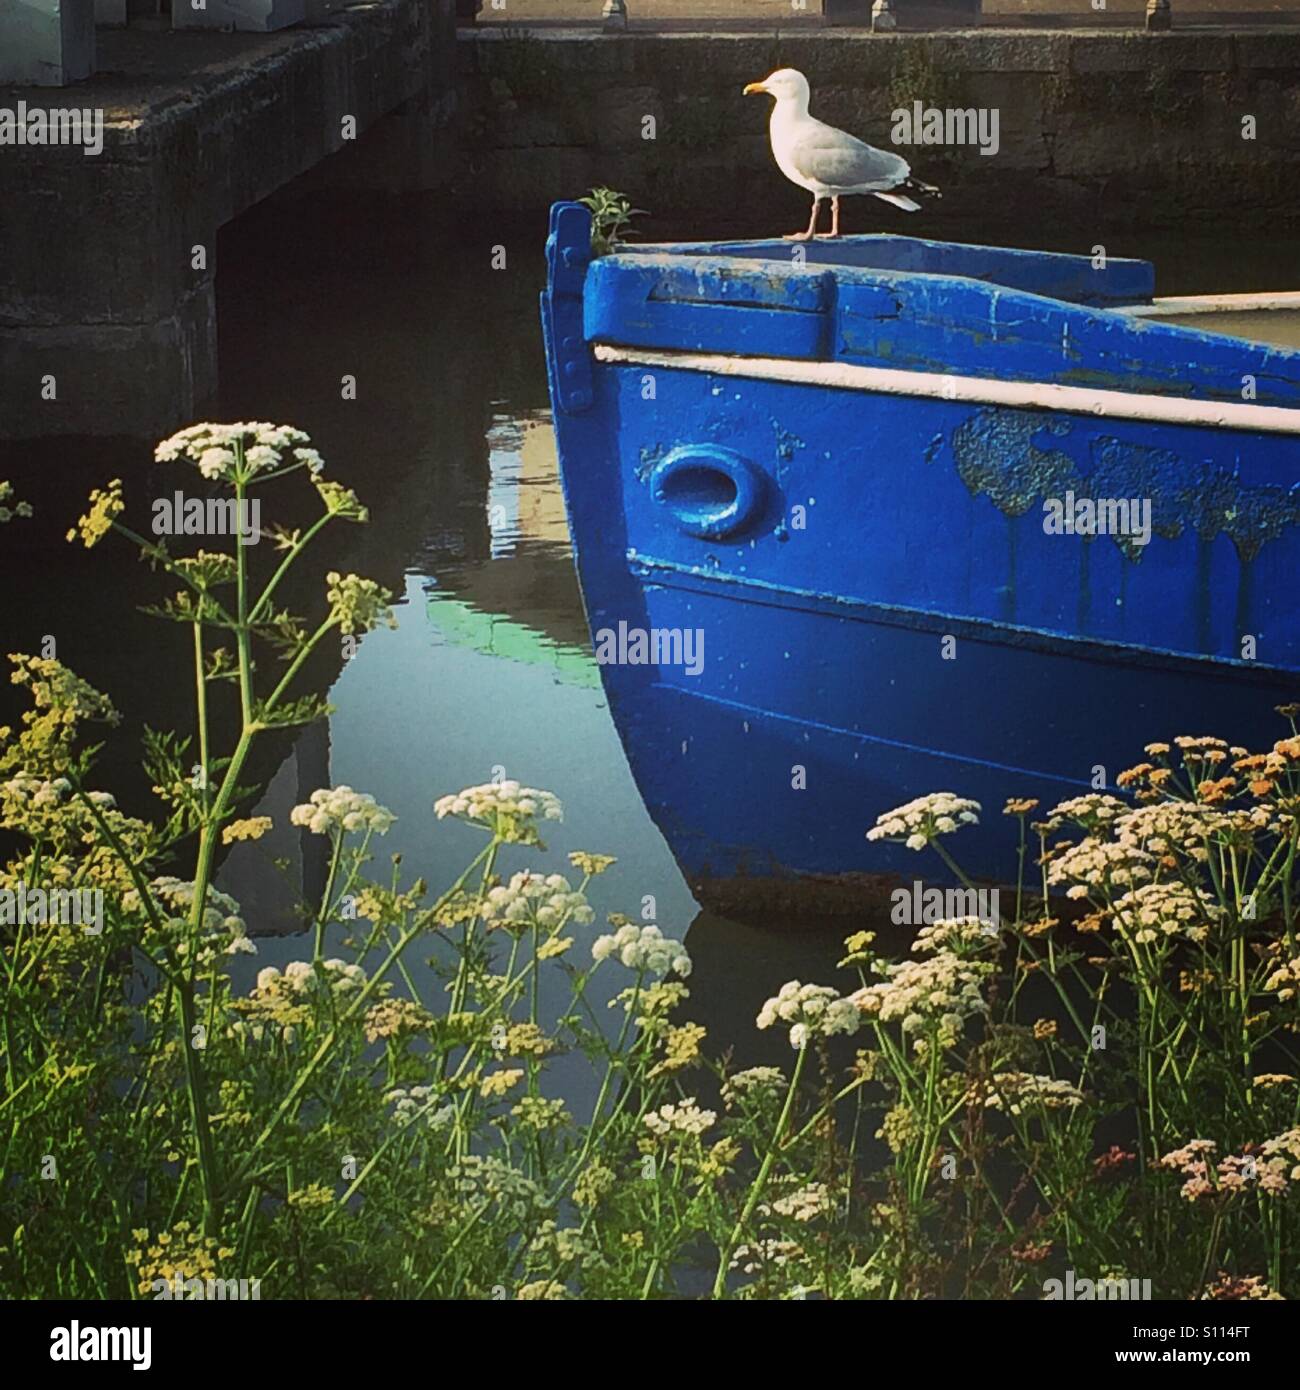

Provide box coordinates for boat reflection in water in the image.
[542,201,1300,901]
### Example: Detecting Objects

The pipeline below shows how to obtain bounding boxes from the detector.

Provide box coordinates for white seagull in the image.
[743,68,940,240]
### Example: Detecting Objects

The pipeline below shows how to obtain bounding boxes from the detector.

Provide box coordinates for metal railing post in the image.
[871,0,897,30]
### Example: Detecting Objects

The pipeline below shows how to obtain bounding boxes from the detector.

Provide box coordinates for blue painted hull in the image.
[542,203,1300,892]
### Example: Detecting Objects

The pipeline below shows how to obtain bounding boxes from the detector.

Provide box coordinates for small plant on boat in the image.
[1,427,1298,1299]
[579,187,647,256]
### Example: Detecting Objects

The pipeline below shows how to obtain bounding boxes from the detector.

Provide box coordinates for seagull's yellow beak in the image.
[743,81,767,96]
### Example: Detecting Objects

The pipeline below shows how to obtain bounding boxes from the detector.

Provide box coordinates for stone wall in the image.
[0,0,456,441]
[457,30,1300,233]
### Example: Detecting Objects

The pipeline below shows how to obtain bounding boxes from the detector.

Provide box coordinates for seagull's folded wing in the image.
[790,127,910,190]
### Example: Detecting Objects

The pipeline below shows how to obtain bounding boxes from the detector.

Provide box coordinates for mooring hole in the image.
[661,466,737,519]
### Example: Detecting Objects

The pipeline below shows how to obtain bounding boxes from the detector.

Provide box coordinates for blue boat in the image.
[540,200,1300,899]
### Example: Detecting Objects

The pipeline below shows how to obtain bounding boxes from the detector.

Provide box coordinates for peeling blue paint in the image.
[951,407,1300,564]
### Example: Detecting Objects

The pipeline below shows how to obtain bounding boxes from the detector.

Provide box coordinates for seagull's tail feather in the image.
[874,191,921,213]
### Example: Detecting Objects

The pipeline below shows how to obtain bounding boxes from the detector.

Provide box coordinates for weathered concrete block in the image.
[0,0,95,86]
[1235,33,1300,72]
[0,283,216,440]
[1067,34,1233,76]
[930,33,1070,75]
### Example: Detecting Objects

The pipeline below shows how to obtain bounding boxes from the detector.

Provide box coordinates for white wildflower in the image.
[289,785,395,837]
[756,981,860,1049]
[866,793,980,850]
[591,922,691,978]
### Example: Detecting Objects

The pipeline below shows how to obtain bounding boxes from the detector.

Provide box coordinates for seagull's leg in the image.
[785,196,822,242]
[816,196,842,240]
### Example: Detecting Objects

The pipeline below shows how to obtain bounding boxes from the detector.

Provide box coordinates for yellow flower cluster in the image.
[221,816,272,845]
[479,1068,524,1099]
[126,1222,233,1296]
[66,478,124,549]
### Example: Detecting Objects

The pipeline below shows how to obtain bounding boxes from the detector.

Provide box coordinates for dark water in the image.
[3,192,1298,1098]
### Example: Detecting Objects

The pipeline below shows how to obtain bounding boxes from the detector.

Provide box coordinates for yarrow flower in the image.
[850,951,991,1051]
[866,792,980,852]
[1046,837,1153,899]
[1110,881,1222,945]
[978,1072,1085,1116]
[1041,793,1128,834]
[221,816,272,845]
[1156,1138,1296,1201]
[767,1181,835,1223]
[591,922,691,978]
[435,780,562,846]
[289,786,395,836]
[756,981,860,1050]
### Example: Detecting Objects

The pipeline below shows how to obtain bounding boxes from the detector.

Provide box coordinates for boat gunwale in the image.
[592,343,1300,436]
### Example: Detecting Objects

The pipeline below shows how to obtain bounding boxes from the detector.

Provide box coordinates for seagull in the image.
[743,68,940,240]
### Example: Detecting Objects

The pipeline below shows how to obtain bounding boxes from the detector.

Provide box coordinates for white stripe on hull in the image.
[592,343,1300,436]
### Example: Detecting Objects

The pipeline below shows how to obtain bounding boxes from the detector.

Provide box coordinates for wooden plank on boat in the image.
[592,344,1300,436]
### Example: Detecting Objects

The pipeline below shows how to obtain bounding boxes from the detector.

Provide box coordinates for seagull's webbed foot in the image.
[785,197,822,242]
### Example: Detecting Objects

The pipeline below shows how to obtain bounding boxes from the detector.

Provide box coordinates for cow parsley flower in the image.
[289,786,395,836]
[756,981,860,1049]
[591,922,691,978]
[643,1097,716,1138]
[154,422,314,482]
[722,1066,787,1109]
[866,792,980,851]
[481,871,593,935]
[434,780,562,846]
[912,915,1000,956]
[325,572,396,636]
[121,875,254,958]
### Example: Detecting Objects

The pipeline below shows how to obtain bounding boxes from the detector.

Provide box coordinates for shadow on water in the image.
[2,190,1299,1112]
